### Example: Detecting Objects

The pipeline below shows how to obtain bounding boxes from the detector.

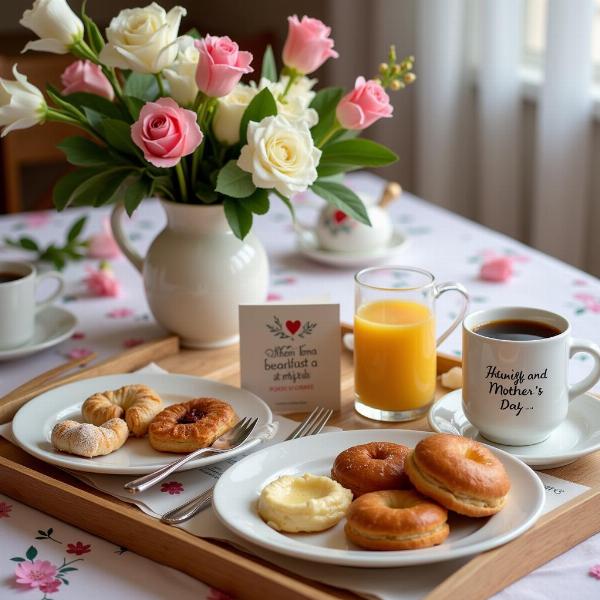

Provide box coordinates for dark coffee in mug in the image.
[474,319,561,341]
[0,272,23,284]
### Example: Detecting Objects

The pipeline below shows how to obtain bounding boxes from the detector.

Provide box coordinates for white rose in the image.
[259,77,318,128]
[237,115,321,198]
[0,65,47,137]
[20,0,84,54]
[213,83,258,145]
[163,36,198,106]
[99,3,186,74]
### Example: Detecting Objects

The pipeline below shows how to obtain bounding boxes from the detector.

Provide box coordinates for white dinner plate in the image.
[296,228,408,268]
[0,306,76,361]
[12,373,272,474]
[213,429,544,567]
[429,388,600,469]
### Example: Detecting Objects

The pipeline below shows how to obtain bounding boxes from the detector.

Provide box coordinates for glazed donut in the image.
[331,442,411,497]
[82,384,163,437]
[148,398,237,453]
[404,433,511,517]
[51,418,129,458]
[345,490,449,550]
[258,473,353,533]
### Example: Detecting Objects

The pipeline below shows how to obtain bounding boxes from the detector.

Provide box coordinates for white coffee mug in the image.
[462,306,600,446]
[0,261,64,350]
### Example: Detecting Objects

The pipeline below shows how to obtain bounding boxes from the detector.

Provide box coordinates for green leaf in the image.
[239,88,277,146]
[64,92,123,120]
[194,181,218,204]
[53,168,104,210]
[18,237,39,251]
[46,85,84,117]
[243,188,270,214]
[310,181,371,225]
[10,557,25,562]
[82,107,104,130]
[184,27,201,39]
[26,546,38,561]
[309,87,343,145]
[124,72,158,101]
[216,160,256,198]
[65,167,133,208]
[223,198,253,240]
[67,216,87,242]
[101,119,141,158]
[57,136,115,167]
[123,175,151,216]
[150,174,175,200]
[126,96,145,120]
[47,528,53,535]
[81,0,105,54]
[274,190,296,220]
[261,45,277,82]
[59,567,79,573]
[319,139,398,170]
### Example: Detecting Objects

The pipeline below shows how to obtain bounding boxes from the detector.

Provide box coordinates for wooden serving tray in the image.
[1,337,600,600]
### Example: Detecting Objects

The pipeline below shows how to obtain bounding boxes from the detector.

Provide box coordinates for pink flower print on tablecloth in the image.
[267,292,282,301]
[66,347,93,360]
[66,542,91,556]
[480,257,513,283]
[15,559,58,588]
[160,481,184,495]
[107,307,134,319]
[589,564,600,579]
[71,331,85,340]
[0,501,12,518]
[87,218,121,259]
[574,293,600,315]
[123,338,145,349]
[85,263,120,297]
[39,579,62,594]
[23,212,51,229]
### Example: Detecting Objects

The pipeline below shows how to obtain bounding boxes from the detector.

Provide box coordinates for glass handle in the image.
[433,282,470,346]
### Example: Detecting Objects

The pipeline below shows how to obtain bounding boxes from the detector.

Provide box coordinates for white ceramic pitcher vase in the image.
[111,200,269,348]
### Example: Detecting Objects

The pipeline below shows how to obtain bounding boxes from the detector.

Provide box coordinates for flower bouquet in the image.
[1,0,415,239]
[0,0,415,347]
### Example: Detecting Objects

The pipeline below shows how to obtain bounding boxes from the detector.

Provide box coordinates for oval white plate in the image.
[296,228,408,268]
[0,306,76,362]
[213,429,544,567]
[429,388,600,469]
[12,373,272,474]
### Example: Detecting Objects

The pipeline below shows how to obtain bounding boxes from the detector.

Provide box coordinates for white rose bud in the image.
[213,83,258,145]
[99,3,186,74]
[0,65,47,136]
[258,77,318,128]
[237,115,321,198]
[20,0,84,55]
[163,36,198,106]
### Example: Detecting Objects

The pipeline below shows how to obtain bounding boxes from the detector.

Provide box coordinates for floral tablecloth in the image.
[1,172,600,599]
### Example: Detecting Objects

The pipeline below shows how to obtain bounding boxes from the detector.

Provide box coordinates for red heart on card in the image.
[286,320,301,335]
[333,210,348,223]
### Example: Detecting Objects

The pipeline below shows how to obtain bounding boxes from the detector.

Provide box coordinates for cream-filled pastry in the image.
[258,473,353,533]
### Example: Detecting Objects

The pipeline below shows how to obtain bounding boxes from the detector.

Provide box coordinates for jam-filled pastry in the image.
[148,398,238,453]
[51,418,129,458]
[82,384,163,437]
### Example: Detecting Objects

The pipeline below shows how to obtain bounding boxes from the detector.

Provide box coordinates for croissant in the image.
[82,384,163,437]
[51,418,128,458]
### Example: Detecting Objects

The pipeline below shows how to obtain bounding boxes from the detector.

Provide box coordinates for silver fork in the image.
[124,417,258,494]
[160,406,333,525]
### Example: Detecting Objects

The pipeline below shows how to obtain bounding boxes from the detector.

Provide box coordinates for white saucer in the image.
[0,306,77,361]
[296,227,408,268]
[429,388,600,469]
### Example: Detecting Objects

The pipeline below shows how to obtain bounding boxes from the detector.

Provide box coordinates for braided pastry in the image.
[51,419,128,458]
[82,384,163,437]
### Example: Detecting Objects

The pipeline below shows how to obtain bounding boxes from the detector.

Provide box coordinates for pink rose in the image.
[336,76,393,130]
[87,218,121,259]
[479,257,513,282]
[15,560,57,588]
[131,97,203,168]
[61,60,114,100]
[84,263,120,297]
[39,579,62,594]
[282,15,338,75]
[195,35,253,98]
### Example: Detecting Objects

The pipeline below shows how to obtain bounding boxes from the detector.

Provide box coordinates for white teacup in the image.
[0,261,64,350]
[462,307,600,446]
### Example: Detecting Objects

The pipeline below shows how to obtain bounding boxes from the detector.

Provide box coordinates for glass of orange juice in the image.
[354,267,469,422]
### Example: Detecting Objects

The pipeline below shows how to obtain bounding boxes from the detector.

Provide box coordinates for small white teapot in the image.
[316,182,401,252]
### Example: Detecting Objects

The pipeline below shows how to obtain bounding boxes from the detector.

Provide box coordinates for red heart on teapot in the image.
[286,320,301,335]
[333,210,348,224]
